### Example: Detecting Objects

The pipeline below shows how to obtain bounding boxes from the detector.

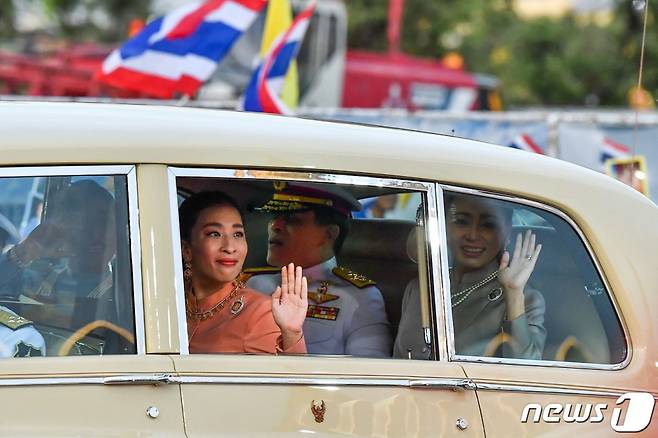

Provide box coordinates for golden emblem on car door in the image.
[310,400,326,423]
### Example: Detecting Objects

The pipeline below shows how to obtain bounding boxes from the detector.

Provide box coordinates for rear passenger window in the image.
[173,172,433,359]
[442,190,626,365]
[0,172,137,357]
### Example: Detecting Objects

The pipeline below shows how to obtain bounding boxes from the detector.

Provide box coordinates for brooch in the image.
[488,288,503,302]
[230,296,245,315]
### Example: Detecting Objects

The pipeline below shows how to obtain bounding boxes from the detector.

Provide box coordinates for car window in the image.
[0,174,137,358]
[442,190,626,365]
[175,175,431,359]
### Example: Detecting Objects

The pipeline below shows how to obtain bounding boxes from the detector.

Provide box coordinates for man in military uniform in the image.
[0,306,45,358]
[246,182,392,357]
[0,180,115,299]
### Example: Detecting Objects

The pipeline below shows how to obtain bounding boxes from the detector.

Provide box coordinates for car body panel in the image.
[172,355,484,437]
[0,355,185,436]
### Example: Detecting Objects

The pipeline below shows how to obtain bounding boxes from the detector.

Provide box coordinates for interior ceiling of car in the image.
[177,175,416,212]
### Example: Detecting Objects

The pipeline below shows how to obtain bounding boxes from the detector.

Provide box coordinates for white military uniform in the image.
[0,306,46,358]
[246,257,391,357]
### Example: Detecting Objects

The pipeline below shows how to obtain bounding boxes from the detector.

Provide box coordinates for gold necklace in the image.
[451,269,499,308]
[186,280,245,321]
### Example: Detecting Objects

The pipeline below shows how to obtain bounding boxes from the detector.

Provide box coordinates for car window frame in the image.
[437,183,631,371]
[0,165,146,356]
[167,166,449,360]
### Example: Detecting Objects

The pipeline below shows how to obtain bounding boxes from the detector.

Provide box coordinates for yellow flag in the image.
[260,0,299,108]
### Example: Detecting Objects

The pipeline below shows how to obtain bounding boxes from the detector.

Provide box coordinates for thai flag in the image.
[600,137,630,164]
[242,1,315,114]
[508,134,543,154]
[98,0,267,98]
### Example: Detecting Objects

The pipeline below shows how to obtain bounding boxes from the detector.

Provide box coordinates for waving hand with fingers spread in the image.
[498,230,542,320]
[272,263,308,350]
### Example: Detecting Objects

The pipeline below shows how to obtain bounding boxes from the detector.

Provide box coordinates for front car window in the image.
[442,190,626,365]
[0,173,137,357]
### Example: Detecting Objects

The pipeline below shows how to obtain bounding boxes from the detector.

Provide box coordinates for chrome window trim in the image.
[433,183,455,362]
[178,375,474,390]
[168,167,434,192]
[168,167,435,357]
[438,184,631,371]
[3,375,656,400]
[475,382,658,399]
[0,377,106,386]
[0,165,135,177]
[0,374,474,391]
[0,165,145,356]
[167,168,190,355]
[126,167,146,355]
[426,184,448,362]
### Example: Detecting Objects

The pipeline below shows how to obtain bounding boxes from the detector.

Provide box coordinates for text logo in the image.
[520,392,655,433]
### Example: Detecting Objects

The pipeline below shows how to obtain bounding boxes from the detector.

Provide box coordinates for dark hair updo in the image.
[179,191,244,242]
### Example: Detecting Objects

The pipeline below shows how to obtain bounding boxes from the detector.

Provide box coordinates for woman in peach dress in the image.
[179,191,307,354]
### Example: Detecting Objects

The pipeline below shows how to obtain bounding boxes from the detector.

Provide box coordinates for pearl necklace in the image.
[451,270,499,308]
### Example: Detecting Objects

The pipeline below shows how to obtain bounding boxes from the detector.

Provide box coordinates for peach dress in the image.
[186,281,306,354]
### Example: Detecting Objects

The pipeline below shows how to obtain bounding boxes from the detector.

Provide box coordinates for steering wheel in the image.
[58,320,135,356]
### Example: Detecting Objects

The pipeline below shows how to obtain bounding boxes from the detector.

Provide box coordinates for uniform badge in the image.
[13,341,42,357]
[0,309,32,330]
[230,296,245,315]
[307,304,339,321]
[307,280,339,304]
[332,266,376,288]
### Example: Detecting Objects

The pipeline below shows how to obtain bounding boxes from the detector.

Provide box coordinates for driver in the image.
[0,180,116,299]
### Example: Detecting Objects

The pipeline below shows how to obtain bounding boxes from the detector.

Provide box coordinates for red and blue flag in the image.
[600,137,630,164]
[98,0,266,98]
[508,134,544,154]
[241,1,315,114]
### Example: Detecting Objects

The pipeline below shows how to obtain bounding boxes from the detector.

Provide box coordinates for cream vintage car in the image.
[0,102,655,437]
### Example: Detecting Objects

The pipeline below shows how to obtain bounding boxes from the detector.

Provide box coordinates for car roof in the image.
[0,101,653,208]
[0,101,649,188]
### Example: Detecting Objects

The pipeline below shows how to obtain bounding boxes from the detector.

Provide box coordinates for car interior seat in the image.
[337,219,418,339]
[517,225,613,364]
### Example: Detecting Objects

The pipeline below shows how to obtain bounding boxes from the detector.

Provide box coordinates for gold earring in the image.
[184,260,192,281]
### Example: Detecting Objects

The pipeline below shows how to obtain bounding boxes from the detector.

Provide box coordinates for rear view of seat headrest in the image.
[340,219,416,261]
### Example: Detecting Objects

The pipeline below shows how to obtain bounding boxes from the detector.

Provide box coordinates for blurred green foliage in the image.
[1,0,151,42]
[346,0,657,108]
[42,0,152,42]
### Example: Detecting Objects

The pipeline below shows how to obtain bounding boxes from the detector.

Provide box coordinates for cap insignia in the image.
[273,181,287,191]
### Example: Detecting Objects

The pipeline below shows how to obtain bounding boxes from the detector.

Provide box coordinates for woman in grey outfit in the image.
[394,194,546,360]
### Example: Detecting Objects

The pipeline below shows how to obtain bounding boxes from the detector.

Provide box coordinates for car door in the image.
[168,168,485,437]
[0,166,185,436]
[438,187,657,436]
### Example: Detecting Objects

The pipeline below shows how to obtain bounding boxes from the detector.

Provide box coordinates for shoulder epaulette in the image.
[239,266,280,283]
[0,309,32,331]
[332,266,376,288]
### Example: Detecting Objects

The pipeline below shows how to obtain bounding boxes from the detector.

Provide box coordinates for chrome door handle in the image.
[103,373,178,386]
[409,378,476,391]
